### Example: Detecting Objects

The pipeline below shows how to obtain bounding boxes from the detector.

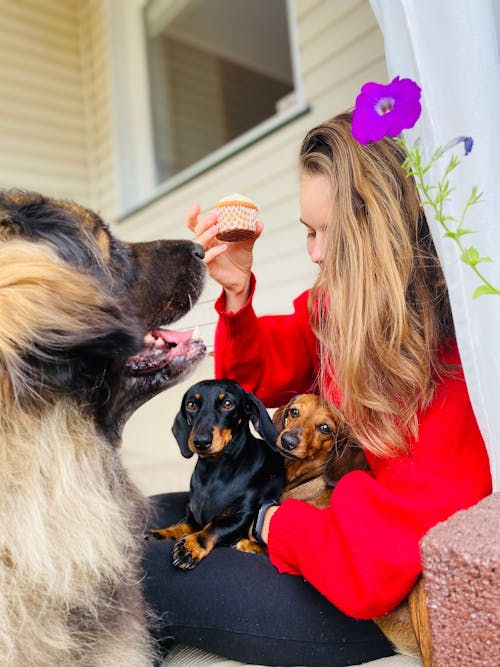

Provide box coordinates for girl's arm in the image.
[214,275,319,407]
[266,362,492,618]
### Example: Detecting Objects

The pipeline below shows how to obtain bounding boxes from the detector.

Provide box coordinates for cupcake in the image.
[214,193,258,242]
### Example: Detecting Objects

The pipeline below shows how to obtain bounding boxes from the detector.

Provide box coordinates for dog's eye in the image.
[289,407,299,419]
[186,400,198,412]
[222,399,234,410]
[318,423,332,435]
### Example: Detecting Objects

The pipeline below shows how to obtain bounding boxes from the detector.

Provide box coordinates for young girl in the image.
[143,112,491,667]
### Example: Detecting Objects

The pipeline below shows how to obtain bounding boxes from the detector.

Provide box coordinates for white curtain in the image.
[370,0,500,490]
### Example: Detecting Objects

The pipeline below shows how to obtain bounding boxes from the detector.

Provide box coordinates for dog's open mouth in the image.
[126,326,205,377]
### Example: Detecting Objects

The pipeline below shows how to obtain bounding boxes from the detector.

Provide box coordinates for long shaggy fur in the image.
[0,191,206,666]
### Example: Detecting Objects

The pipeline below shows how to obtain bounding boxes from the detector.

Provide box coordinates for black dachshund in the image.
[150,379,285,569]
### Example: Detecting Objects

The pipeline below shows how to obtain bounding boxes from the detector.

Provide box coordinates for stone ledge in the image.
[419,492,500,666]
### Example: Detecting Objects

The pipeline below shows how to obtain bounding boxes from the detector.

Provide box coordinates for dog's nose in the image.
[192,243,205,261]
[193,434,212,452]
[280,432,299,451]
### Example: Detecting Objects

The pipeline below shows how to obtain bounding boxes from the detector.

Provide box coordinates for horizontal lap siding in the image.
[0,0,90,204]
[78,0,119,218]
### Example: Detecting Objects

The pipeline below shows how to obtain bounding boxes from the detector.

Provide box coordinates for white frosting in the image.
[217,193,255,205]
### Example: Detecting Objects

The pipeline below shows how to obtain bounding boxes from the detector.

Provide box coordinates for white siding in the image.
[0,0,90,203]
[78,0,119,218]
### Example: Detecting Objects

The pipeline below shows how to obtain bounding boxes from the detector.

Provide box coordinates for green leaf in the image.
[473,285,500,298]
[461,247,480,265]
[455,228,477,237]
[469,186,483,204]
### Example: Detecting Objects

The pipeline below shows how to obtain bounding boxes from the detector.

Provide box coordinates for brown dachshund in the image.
[272,393,368,508]
[273,393,421,659]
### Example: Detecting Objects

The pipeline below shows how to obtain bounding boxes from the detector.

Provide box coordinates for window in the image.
[143,0,300,187]
[105,0,305,215]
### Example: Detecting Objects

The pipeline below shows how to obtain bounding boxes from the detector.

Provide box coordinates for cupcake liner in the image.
[214,201,258,242]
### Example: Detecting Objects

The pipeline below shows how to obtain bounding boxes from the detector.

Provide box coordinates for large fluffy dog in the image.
[0,190,206,666]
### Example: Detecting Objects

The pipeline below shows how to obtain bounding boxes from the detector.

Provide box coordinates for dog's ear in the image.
[323,436,369,487]
[244,392,279,448]
[171,408,193,458]
[271,403,288,432]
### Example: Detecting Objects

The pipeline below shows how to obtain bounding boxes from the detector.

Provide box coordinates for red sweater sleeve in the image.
[267,356,492,619]
[214,275,319,407]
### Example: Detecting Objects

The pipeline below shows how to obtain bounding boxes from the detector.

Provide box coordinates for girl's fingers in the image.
[204,243,228,264]
[186,203,201,232]
[196,220,220,250]
[193,213,218,244]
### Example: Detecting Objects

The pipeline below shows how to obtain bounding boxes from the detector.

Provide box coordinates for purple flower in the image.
[352,76,422,144]
[443,135,474,156]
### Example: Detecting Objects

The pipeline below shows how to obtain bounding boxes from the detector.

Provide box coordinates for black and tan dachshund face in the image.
[273,394,369,486]
[172,379,278,459]
[185,387,242,457]
[0,190,206,439]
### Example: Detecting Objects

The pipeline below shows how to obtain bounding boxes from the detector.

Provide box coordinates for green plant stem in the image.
[399,136,500,298]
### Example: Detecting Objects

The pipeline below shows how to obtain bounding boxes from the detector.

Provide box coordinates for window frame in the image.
[105,0,307,218]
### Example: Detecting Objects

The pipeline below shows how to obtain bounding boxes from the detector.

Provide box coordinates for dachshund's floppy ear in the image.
[271,403,288,432]
[244,392,279,448]
[323,435,369,487]
[171,408,193,458]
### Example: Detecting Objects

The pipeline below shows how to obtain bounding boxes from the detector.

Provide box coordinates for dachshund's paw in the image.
[149,522,193,541]
[172,532,214,570]
[235,538,267,554]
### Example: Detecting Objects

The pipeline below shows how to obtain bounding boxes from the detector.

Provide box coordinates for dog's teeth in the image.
[144,333,155,345]
[191,326,201,340]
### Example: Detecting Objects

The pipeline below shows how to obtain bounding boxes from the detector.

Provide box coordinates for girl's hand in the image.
[186,204,263,310]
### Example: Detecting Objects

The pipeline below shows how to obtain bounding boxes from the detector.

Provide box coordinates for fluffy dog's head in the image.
[0,190,206,441]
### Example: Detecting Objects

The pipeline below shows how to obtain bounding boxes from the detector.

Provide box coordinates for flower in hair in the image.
[352,76,421,144]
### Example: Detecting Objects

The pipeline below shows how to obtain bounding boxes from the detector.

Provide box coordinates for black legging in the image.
[143,493,394,667]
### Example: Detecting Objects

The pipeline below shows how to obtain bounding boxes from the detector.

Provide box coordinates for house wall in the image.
[0,0,90,203]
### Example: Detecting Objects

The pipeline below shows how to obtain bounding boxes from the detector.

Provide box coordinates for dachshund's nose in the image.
[193,434,212,452]
[280,432,299,452]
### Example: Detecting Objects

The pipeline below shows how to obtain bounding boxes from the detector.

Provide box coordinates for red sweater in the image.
[214,276,492,619]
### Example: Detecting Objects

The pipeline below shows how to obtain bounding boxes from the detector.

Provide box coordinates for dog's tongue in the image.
[153,328,193,344]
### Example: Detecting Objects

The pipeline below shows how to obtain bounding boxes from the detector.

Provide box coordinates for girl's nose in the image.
[310,237,325,264]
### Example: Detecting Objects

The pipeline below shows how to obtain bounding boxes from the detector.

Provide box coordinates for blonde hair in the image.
[300,112,454,456]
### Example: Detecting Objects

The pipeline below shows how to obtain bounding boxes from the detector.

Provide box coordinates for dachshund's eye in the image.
[222,399,234,410]
[186,400,198,412]
[289,407,300,419]
[318,423,332,435]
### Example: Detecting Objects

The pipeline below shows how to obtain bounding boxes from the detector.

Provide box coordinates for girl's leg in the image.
[143,493,394,667]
